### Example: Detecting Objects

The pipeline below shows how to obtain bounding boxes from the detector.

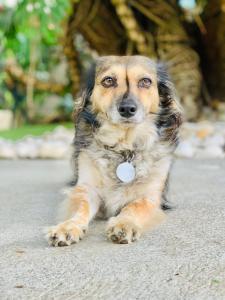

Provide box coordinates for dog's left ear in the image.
[157,63,183,128]
[83,62,96,103]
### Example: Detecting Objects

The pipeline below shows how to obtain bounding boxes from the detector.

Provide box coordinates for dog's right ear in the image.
[74,62,96,120]
[156,62,183,145]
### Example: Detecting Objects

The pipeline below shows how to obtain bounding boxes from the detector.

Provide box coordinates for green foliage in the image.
[0,0,71,116]
[0,72,14,109]
[0,122,73,140]
[1,0,71,67]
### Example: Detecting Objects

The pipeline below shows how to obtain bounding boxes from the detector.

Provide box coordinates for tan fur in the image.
[92,56,160,118]
[66,186,90,222]
[106,198,165,243]
[46,185,91,246]
[46,55,182,246]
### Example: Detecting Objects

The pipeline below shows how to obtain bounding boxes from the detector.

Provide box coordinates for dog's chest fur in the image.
[77,119,172,217]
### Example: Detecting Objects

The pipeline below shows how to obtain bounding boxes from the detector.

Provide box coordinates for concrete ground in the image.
[0,159,225,300]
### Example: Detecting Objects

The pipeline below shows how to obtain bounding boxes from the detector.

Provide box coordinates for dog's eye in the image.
[138,78,152,88]
[101,76,116,88]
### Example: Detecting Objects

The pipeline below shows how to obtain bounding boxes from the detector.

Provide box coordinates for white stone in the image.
[180,122,197,139]
[38,141,69,159]
[0,141,16,159]
[186,136,201,147]
[51,126,74,142]
[16,140,40,159]
[175,141,195,158]
[195,146,224,158]
[204,134,225,148]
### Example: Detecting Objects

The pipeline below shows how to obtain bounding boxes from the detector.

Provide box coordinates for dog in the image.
[46,55,182,246]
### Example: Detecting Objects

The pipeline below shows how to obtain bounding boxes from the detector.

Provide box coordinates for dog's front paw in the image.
[46,220,87,247]
[106,217,141,244]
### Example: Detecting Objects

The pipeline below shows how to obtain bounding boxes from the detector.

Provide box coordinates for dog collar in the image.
[103,146,136,183]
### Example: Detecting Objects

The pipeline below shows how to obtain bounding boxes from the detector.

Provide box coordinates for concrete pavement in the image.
[0,159,225,299]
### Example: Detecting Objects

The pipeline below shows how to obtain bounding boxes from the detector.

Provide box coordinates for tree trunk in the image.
[64,0,203,119]
[203,0,225,103]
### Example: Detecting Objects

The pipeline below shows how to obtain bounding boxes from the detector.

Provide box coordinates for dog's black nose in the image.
[118,101,137,118]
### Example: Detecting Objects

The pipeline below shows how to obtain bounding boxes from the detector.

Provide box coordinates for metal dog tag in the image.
[116,161,135,183]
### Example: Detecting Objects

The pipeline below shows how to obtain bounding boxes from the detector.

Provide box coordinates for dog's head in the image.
[78,55,182,134]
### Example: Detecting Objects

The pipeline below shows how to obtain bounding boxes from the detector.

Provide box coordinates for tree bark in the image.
[64,0,204,119]
[203,0,225,102]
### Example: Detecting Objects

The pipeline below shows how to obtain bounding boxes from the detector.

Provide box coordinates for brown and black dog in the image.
[46,56,182,246]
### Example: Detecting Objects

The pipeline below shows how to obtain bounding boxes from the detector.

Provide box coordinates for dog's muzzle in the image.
[118,100,137,118]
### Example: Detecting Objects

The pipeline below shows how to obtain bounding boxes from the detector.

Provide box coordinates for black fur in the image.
[156,64,182,210]
[78,62,100,128]
[161,172,173,211]
[82,63,96,104]
[79,108,100,129]
[156,63,182,146]
[73,63,99,183]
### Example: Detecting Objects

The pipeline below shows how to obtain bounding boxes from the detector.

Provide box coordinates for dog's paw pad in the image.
[46,221,87,247]
[106,218,140,244]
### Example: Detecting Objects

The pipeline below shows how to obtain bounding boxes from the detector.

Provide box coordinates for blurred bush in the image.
[0,0,71,124]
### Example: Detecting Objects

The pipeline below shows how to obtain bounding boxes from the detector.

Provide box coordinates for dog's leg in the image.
[47,185,99,246]
[106,198,165,244]
[47,151,101,246]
